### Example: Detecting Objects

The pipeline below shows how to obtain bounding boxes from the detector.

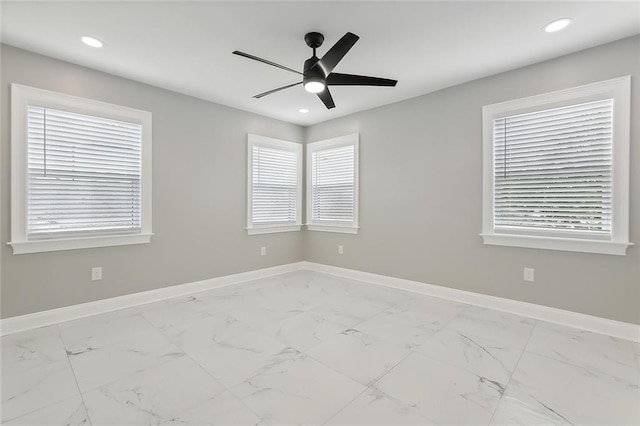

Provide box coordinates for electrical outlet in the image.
[91,267,102,281]
[338,245,344,255]
[523,267,535,282]
[260,246,266,256]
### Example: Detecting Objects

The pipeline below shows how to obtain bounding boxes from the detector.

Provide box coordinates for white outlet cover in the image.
[91,267,102,281]
[523,267,535,282]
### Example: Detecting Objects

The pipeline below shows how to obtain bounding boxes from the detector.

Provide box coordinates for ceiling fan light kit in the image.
[233,31,398,109]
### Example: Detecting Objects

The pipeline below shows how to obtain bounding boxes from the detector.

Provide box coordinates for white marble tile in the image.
[1,325,67,372]
[418,327,524,386]
[1,359,81,423]
[228,306,305,330]
[83,356,225,425]
[277,273,354,309]
[257,310,346,352]
[343,280,413,307]
[526,321,639,382]
[184,330,295,388]
[245,279,328,313]
[633,341,640,371]
[374,351,504,425]
[58,308,155,353]
[231,353,366,425]
[3,270,637,426]
[67,326,183,392]
[138,295,219,330]
[4,397,90,426]
[495,352,640,425]
[325,388,432,425]
[152,310,254,353]
[490,394,572,425]
[309,294,390,330]
[160,391,261,426]
[386,294,466,328]
[196,287,261,314]
[446,306,536,348]
[355,309,439,346]
[306,328,415,385]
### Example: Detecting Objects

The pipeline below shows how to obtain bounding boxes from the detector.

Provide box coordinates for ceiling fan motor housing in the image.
[303,55,326,87]
[303,32,328,91]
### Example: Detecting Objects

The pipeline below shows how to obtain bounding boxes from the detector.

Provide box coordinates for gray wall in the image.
[305,35,640,325]
[2,36,638,324]
[1,45,305,318]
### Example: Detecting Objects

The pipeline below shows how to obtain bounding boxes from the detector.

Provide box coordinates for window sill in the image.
[247,225,302,235]
[306,224,359,234]
[480,233,632,256]
[8,233,153,254]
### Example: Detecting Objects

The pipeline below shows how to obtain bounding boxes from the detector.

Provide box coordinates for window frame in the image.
[306,133,360,234]
[481,76,631,255]
[9,84,153,254]
[246,134,302,235]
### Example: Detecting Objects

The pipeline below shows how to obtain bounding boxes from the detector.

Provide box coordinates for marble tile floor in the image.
[2,270,639,425]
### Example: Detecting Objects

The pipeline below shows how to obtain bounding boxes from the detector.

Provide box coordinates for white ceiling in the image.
[1,1,639,126]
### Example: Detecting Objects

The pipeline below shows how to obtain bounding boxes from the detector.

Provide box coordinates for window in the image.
[247,134,302,234]
[481,76,631,255]
[9,84,152,254]
[306,133,359,234]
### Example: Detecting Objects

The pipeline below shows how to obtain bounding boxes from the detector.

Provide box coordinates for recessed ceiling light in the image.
[544,18,571,33]
[81,36,103,48]
[299,108,309,114]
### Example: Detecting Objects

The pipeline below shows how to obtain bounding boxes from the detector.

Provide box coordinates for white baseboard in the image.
[302,261,640,343]
[0,262,306,336]
[2,260,638,343]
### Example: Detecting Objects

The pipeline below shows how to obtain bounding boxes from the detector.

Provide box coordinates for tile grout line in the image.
[319,386,370,425]
[139,306,284,423]
[56,323,94,426]
[0,328,90,424]
[297,290,427,389]
[356,301,469,393]
[173,349,266,423]
[485,318,540,425]
[134,302,268,423]
[63,311,189,397]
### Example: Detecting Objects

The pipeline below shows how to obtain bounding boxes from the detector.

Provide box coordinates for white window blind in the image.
[311,144,355,222]
[27,106,142,239]
[493,99,613,236]
[251,145,298,225]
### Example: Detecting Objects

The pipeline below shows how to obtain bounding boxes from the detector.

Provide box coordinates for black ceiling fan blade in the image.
[233,51,303,75]
[327,73,398,87]
[317,88,336,109]
[314,32,359,76]
[253,82,302,99]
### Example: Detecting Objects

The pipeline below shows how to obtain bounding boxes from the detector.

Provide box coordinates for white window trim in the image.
[481,76,632,256]
[246,134,302,235]
[306,133,360,234]
[9,84,153,254]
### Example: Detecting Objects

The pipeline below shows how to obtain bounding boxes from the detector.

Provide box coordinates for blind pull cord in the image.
[43,108,47,177]
[503,118,507,179]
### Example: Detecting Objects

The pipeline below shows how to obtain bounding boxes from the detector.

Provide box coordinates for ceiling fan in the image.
[233,32,398,109]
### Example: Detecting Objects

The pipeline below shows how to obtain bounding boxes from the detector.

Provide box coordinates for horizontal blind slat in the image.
[251,144,298,225]
[312,145,355,222]
[27,105,143,237]
[493,99,613,234]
